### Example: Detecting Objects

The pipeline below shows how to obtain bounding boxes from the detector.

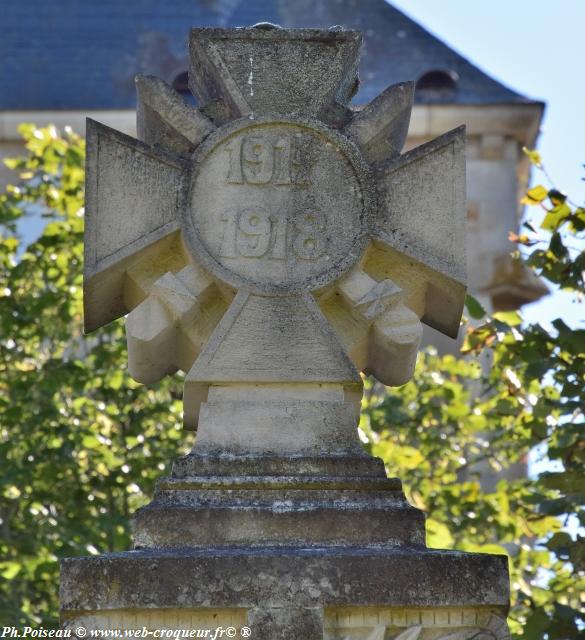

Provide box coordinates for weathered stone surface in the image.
[188,27,361,124]
[191,396,361,453]
[188,294,359,383]
[126,263,229,385]
[133,482,424,549]
[60,548,509,611]
[64,23,510,640]
[136,74,215,156]
[344,81,414,163]
[183,292,361,428]
[185,115,374,295]
[171,452,389,479]
[84,120,189,332]
[248,606,324,640]
[375,126,466,337]
[325,266,423,386]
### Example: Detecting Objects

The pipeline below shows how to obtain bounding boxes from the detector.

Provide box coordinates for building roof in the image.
[0,0,536,111]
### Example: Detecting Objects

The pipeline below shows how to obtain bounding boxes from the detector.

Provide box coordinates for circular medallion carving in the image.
[184,117,373,294]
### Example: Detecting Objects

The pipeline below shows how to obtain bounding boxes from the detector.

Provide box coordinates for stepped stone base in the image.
[61,452,511,638]
[133,453,424,549]
[60,547,510,639]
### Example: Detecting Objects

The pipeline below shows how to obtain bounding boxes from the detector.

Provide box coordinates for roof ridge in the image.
[382,1,528,103]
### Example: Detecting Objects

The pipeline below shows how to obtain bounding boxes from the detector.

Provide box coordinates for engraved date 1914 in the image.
[225,133,316,186]
[219,207,327,261]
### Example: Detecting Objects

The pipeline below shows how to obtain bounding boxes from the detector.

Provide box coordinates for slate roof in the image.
[0,0,535,110]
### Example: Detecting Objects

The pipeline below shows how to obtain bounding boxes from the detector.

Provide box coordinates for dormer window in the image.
[172,71,196,105]
[415,69,459,102]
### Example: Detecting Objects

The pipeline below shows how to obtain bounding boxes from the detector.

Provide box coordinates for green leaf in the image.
[549,232,568,258]
[426,518,454,549]
[492,310,522,326]
[541,203,571,231]
[465,294,487,319]
[546,531,572,551]
[0,562,22,580]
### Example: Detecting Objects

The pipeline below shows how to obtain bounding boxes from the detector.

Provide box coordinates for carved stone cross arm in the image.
[83,26,466,447]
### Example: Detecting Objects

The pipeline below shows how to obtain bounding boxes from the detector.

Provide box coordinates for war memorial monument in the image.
[60,24,511,639]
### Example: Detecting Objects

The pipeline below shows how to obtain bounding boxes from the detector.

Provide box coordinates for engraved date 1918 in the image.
[219,207,327,261]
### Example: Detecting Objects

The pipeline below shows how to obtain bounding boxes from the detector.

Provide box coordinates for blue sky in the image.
[389,0,585,327]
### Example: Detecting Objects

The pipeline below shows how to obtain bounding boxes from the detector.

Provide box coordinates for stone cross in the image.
[85,25,465,461]
[64,25,511,640]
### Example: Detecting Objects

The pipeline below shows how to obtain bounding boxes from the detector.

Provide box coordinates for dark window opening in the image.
[172,72,197,106]
[415,69,459,102]
[172,71,189,93]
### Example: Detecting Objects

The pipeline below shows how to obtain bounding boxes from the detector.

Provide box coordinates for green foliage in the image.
[0,128,583,637]
[464,293,487,320]
[0,126,189,625]
[363,152,585,639]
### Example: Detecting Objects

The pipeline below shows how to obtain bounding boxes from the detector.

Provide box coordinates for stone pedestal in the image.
[61,449,510,639]
[62,548,509,638]
[62,24,510,640]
